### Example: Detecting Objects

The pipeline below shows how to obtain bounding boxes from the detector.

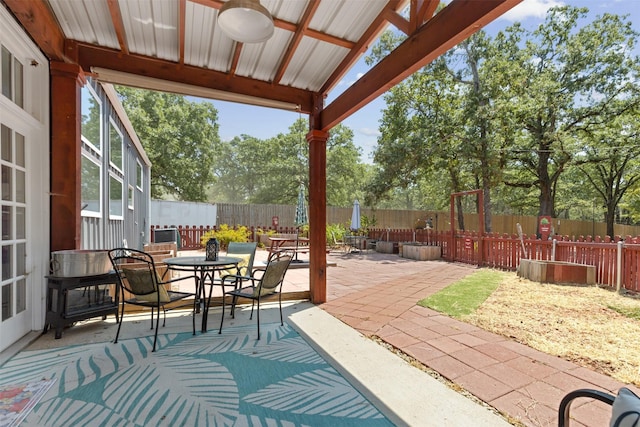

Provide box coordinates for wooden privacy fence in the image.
[154,224,640,293]
[213,203,640,236]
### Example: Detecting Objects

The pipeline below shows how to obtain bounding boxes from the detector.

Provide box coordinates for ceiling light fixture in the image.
[217,0,274,44]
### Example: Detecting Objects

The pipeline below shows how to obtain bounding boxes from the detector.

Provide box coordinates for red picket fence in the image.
[368,228,640,293]
[153,224,640,293]
[151,224,303,250]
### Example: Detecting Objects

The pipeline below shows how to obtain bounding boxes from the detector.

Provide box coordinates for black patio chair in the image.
[218,250,293,339]
[109,248,198,352]
[558,387,640,426]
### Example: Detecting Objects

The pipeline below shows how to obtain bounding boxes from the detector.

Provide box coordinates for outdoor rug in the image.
[0,322,393,426]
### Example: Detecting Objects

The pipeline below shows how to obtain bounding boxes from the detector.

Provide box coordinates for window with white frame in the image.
[81,85,101,151]
[1,44,24,108]
[109,117,123,172]
[109,174,123,219]
[81,154,100,216]
[136,159,143,190]
[128,184,134,210]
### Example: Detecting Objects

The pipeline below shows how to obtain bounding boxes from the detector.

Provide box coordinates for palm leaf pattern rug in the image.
[0,322,393,426]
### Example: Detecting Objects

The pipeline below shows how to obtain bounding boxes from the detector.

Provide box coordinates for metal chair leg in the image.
[256,298,260,340]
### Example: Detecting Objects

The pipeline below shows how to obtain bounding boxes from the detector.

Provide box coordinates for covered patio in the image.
[4,0,522,308]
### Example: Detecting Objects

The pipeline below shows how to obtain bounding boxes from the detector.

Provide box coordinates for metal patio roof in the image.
[4,0,521,130]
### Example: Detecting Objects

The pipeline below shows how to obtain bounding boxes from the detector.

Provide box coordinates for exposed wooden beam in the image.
[303,28,355,49]
[188,0,224,8]
[384,9,410,35]
[3,0,67,61]
[228,42,243,76]
[179,0,186,64]
[389,1,440,36]
[320,0,402,95]
[320,0,522,131]
[411,0,438,33]
[67,41,315,112]
[273,0,320,85]
[106,0,129,54]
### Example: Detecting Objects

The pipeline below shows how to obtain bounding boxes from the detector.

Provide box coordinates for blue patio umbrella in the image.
[294,185,308,227]
[350,199,361,232]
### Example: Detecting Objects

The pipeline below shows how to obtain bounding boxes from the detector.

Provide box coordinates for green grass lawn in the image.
[418,269,505,318]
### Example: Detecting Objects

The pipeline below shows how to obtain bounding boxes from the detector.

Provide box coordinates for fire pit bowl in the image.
[50,250,112,277]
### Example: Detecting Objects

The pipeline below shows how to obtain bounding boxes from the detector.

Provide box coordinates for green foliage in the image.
[608,304,640,321]
[353,214,376,236]
[326,223,347,245]
[210,118,367,207]
[255,227,276,236]
[298,224,309,237]
[116,86,220,201]
[488,6,640,219]
[368,5,640,227]
[200,224,250,251]
[418,270,504,318]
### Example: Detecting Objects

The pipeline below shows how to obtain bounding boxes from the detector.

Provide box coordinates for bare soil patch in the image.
[464,272,640,386]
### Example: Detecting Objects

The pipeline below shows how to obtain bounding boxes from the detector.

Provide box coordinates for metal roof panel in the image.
[186,2,217,69]
[282,37,348,91]
[48,0,119,48]
[268,0,308,24]
[119,0,178,61]
[310,0,388,41]
[235,28,292,82]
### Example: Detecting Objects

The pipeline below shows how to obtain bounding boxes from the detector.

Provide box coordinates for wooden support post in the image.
[50,62,85,251]
[307,129,328,303]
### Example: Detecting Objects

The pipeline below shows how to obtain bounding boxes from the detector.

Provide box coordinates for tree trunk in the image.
[456,197,465,231]
[483,186,492,233]
[605,204,615,239]
[449,167,465,231]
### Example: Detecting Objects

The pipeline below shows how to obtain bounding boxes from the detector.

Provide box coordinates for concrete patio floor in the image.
[5,248,637,426]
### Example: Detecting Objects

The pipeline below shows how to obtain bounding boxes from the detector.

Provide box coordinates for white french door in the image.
[0,4,49,352]
[0,122,29,347]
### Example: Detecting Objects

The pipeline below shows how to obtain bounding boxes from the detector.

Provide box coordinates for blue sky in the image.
[208,0,639,163]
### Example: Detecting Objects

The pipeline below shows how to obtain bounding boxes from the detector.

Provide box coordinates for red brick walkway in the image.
[319,251,632,427]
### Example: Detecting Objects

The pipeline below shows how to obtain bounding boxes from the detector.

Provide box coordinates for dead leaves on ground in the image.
[464,273,640,386]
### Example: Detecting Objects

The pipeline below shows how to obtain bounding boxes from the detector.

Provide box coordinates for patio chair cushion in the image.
[611,387,640,427]
[123,267,170,303]
[219,254,251,278]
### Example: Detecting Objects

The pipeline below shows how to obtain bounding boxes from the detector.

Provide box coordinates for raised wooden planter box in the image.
[518,259,596,285]
[401,244,441,261]
[376,241,398,254]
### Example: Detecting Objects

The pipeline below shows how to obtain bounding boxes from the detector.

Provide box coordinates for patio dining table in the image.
[164,255,241,332]
[345,235,367,254]
[268,236,309,262]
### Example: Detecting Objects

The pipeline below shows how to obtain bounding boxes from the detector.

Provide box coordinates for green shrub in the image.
[298,224,309,237]
[326,223,347,245]
[200,224,251,251]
